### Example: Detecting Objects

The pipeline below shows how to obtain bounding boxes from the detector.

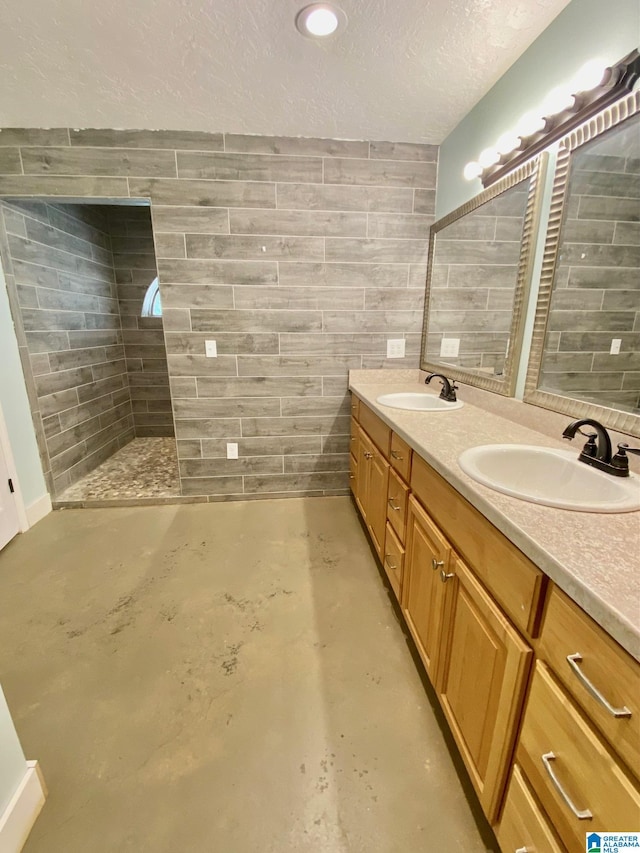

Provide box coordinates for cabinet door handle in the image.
[364,452,373,459]
[349,474,355,480]
[566,653,631,718]
[541,752,592,820]
[384,555,397,571]
[440,568,455,583]
[431,558,444,570]
[515,848,528,853]
[390,450,403,460]
[350,436,356,441]
[387,498,401,511]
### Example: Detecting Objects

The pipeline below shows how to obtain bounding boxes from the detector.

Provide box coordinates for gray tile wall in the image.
[425,186,529,374]
[107,206,173,437]
[0,129,437,498]
[541,139,640,414]
[0,201,134,494]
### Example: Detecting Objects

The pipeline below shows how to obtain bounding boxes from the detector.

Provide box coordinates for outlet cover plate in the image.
[226,443,238,459]
[205,340,217,358]
[440,338,460,357]
[386,339,405,359]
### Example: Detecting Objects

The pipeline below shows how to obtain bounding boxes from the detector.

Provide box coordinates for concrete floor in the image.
[0,497,497,852]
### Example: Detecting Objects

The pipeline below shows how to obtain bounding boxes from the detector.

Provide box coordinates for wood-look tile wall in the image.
[0,128,437,498]
[107,206,173,437]
[0,201,133,495]
[541,141,640,414]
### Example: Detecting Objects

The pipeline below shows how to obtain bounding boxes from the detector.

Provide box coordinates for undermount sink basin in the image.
[458,444,640,513]
[376,392,463,412]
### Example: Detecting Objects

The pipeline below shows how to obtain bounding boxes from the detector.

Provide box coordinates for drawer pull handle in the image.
[431,558,444,570]
[349,474,355,480]
[515,849,528,853]
[388,498,401,511]
[541,752,592,820]
[384,555,398,571]
[566,653,632,718]
[440,568,455,583]
[350,436,356,441]
[390,450,404,460]
[364,452,373,459]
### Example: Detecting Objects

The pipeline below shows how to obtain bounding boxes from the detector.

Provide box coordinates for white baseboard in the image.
[0,761,46,853]
[25,494,51,529]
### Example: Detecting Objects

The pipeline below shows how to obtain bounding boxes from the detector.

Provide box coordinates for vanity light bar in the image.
[463,49,640,188]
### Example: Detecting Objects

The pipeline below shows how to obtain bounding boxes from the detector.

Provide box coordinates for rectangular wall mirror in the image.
[420,154,546,396]
[525,91,640,438]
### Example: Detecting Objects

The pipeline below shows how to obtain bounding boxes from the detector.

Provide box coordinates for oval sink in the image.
[458,444,640,513]
[376,392,463,412]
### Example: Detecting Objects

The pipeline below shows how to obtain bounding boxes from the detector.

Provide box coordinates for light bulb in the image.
[495,131,520,155]
[542,86,575,116]
[295,4,346,38]
[572,59,607,93]
[516,111,546,138]
[463,161,482,181]
[478,147,499,168]
[305,7,338,35]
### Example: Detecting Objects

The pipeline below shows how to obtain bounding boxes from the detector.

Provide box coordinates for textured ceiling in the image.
[0,0,570,142]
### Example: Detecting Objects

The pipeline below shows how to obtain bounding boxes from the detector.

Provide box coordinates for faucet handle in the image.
[611,443,640,476]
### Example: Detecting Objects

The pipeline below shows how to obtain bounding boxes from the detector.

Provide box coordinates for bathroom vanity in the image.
[349,370,640,853]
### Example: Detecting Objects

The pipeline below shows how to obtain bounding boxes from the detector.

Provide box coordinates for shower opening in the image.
[0,198,180,506]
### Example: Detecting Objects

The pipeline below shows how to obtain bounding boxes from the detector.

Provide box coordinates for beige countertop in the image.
[349,369,640,661]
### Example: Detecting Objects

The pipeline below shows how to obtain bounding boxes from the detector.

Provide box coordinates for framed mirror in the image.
[420,154,547,396]
[524,91,640,438]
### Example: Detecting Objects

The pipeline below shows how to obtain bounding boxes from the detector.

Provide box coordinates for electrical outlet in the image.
[386,339,405,359]
[205,340,217,358]
[226,443,238,459]
[440,338,460,357]
[610,338,622,355]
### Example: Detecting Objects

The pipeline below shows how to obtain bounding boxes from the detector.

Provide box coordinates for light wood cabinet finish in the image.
[411,454,545,636]
[438,555,533,822]
[496,764,565,853]
[390,432,412,481]
[350,396,360,421]
[402,496,452,685]
[383,522,404,600]
[350,416,359,458]
[359,402,391,458]
[356,428,389,560]
[349,451,357,498]
[517,662,640,853]
[386,467,409,544]
[539,585,640,780]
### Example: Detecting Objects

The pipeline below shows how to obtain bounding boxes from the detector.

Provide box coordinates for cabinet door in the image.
[366,442,389,559]
[402,496,452,686]
[438,555,533,823]
[355,427,371,519]
[386,466,409,544]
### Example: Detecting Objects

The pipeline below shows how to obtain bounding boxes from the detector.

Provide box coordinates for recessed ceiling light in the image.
[295,3,347,38]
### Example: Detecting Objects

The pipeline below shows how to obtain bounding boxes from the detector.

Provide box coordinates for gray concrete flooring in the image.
[0,497,497,852]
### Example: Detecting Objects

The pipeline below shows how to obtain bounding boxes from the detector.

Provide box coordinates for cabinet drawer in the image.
[411,453,544,637]
[539,585,639,780]
[390,432,412,481]
[517,662,640,853]
[350,394,360,422]
[386,467,409,544]
[383,522,404,600]
[349,452,357,497]
[359,403,391,458]
[496,764,564,853]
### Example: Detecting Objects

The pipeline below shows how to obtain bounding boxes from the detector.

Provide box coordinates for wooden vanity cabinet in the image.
[355,428,389,560]
[402,495,453,685]
[517,662,640,853]
[538,585,640,779]
[497,764,565,853]
[437,555,533,822]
